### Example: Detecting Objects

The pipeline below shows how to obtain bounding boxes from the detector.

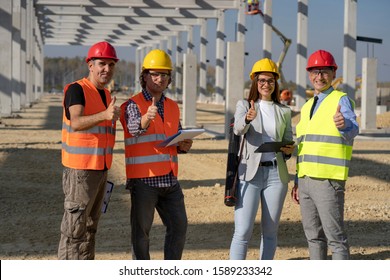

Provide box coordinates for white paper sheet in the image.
[157,129,205,147]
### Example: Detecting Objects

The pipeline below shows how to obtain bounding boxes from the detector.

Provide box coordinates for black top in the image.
[64,82,107,120]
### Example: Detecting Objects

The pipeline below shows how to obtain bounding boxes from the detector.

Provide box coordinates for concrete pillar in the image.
[38,49,43,97]
[146,46,152,54]
[182,53,197,128]
[225,42,245,139]
[167,36,173,57]
[262,0,273,59]
[215,9,225,104]
[0,0,12,117]
[136,47,149,93]
[187,25,194,54]
[166,36,175,98]
[31,9,38,101]
[20,0,27,107]
[342,0,357,102]
[34,18,43,100]
[361,58,377,130]
[175,31,184,101]
[135,48,141,93]
[12,0,22,112]
[295,0,309,110]
[25,0,34,106]
[236,0,246,42]
[158,40,166,50]
[199,19,208,103]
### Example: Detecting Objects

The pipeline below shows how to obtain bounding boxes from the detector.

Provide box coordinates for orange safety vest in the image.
[62,78,116,170]
[120,93,179,179]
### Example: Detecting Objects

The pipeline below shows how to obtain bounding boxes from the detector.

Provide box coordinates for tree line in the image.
[44,57,219,96]
[44,57,136,93]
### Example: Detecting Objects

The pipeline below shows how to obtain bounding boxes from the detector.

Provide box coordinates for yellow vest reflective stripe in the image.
[297,134,351,145]
[296,90,353,180]
[61,78,116,170]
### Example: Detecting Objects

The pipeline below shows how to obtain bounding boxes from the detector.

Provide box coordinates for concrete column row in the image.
[132,6,247,131]
[293,0,360,107]
[295,0,308,110]
[0,0,44,117]
[141,17,225,104]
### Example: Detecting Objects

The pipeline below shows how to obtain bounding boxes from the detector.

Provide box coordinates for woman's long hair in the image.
[247,72,281,104]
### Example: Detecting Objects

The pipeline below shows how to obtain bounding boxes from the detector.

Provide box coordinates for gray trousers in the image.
[58,168,107,260]
[298,176,349,260]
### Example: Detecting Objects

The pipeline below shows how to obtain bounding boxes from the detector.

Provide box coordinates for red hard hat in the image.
[85,41,119,63]
[306,50,337,71]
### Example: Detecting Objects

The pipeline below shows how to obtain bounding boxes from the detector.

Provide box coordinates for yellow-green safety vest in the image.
[296,90,354,180]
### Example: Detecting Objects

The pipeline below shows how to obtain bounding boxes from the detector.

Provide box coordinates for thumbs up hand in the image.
[245,99,257,123]
[146,97,158,120]
[107,96,121,121]
[333,104,345,129]
[140,97,159,129]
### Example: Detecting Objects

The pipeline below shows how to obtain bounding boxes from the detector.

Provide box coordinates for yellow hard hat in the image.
[142,49,173,70]
[249,58,279,80]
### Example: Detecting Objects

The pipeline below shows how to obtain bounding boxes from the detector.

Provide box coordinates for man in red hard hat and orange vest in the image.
[120,49,192,260]
[58,41,121,259]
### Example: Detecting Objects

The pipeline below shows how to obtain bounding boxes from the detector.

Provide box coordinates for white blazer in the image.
[233,99,293,184]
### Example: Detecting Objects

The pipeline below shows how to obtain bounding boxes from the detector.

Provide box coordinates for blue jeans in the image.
[128,179,187,260]
[230,166,287,260]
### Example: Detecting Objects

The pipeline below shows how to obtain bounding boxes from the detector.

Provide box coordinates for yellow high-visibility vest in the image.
[296,90,353,180]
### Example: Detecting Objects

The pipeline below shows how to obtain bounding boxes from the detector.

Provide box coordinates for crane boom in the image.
[245,1,293,105]
[257,9,291,88]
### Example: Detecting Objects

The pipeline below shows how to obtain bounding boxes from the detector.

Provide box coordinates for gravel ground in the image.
[0,93,389,260]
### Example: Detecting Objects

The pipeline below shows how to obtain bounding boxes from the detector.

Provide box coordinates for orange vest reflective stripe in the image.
[120,93,179,179]
[62,78,116,170]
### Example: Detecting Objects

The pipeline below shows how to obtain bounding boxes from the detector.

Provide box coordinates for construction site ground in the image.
[0,92,389,260]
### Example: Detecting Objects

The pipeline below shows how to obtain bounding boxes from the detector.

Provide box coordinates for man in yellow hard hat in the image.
[120,49,192,260]
[246,0,259,13]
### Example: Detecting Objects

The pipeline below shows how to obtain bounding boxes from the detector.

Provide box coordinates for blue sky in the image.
[44,0,390,82]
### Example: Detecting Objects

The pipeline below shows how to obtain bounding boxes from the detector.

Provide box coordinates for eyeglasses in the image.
[309,68,333,77]
[257,78,275,86]
[149,72,170,79]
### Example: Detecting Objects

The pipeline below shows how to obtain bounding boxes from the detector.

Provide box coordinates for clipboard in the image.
[255,141,295,153]
[101,181,114,213]
[156,128,205,147]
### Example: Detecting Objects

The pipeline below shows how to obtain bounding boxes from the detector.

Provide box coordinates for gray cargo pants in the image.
[58,167,107,260]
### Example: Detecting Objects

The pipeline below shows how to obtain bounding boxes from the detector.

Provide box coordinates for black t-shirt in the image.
[64,83,108,120]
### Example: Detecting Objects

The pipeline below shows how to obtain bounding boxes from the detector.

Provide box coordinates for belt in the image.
[259,160,277,167]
